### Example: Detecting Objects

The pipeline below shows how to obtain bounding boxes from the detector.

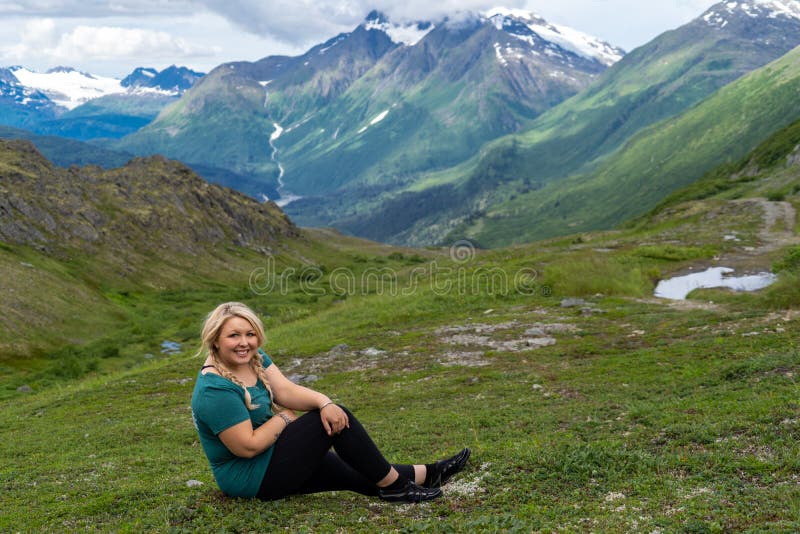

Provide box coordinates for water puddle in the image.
[654,267,777,300]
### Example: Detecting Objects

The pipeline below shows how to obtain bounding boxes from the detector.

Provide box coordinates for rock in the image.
[360,347,385,357]
[16,384,32,393]
[161,340,182,354]
[524,327,546,336]
[329,343,349,355]
[560,298,586,308]
[186,479,204,488]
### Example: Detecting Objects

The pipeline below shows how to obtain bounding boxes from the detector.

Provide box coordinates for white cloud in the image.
[196,0,527,45]
[2,18,218,67]
[0,0,195,17]
[53,26,217,60]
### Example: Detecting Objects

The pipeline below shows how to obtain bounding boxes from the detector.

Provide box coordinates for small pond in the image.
[654,267,777,301]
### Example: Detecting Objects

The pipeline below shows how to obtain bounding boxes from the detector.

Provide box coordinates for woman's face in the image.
[215,316,259,368]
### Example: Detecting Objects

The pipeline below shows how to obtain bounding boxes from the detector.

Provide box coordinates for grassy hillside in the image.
[4,127,800,529]
[456,44,800,247]
[116,65,280,191]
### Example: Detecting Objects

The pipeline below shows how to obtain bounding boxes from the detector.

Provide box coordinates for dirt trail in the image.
[748,198,800,253]
[718,198,800,266]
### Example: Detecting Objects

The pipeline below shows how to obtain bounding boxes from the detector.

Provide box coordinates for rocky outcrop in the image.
[0,139,298,257]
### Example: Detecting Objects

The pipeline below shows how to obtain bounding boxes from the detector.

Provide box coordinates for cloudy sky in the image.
[0,0,719,77]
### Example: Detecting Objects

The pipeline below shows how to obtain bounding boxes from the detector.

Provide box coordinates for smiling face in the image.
[214,316,260,370]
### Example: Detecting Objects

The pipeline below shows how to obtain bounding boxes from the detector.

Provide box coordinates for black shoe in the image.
[379,480,443,503]
[425,447,471,488]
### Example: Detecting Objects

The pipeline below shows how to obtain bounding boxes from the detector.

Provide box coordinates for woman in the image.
[190,302,470,503]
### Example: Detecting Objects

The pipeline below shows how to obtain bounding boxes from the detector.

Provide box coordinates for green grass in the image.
[3,208,800,530]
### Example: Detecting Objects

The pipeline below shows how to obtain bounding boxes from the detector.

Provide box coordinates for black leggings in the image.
[257,405,416,500]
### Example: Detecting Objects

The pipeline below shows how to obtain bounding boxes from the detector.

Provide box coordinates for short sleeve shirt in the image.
[190,350,275,497]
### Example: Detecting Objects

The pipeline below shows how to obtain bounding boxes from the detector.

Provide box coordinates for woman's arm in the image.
[265,363,349,436]
[265,363,331,411]
[218,412,296,459]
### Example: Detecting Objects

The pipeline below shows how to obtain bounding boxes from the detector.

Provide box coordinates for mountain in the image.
[0,67,60,129]
[311,0,800,246]
[117,9,622,202]
[456,42,800,246]
[121,65,203,93]
[0,65,205,140]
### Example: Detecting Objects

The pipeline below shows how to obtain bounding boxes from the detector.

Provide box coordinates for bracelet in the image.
[277,413,292,427]
[320,400,335,410]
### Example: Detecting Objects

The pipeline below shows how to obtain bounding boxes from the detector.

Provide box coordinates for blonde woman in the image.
[190,302,470,502]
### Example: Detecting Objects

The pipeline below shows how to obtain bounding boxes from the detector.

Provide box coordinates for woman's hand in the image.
[320,403,349,436]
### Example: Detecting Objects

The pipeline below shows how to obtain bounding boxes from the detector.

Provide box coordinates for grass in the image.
[3,210,800,530]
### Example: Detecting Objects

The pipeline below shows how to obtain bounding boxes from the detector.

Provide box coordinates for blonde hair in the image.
[197,302,278,412]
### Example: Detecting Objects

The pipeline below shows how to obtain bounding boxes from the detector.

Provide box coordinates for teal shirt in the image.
[191,351,275,498]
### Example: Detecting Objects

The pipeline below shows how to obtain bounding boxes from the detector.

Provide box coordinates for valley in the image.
[2,2,800,530]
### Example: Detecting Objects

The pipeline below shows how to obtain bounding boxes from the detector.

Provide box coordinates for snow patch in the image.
[11,67,125,110]
[704,0,800,28]
[494,42,508,66]
[484,7,624,66]
[318,35,346,55]
[370,109,389,125]
[259,80,272,87]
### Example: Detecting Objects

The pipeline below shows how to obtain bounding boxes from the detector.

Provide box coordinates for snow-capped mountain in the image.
[484,7,624,67]
[8,65,206,111]
[0,65,205,139]
[703,0,800,27]
[121,65,204,93]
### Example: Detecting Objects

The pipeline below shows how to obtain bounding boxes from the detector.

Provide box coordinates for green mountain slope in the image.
[460,43,800,246]
[645,114,800,212]
[117,22,399,197]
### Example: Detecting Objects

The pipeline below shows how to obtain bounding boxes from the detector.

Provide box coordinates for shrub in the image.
[773,246,800,273]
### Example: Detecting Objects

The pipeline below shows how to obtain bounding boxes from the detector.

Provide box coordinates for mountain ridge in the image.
[118,8,621,204]
[300,0,800,246]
